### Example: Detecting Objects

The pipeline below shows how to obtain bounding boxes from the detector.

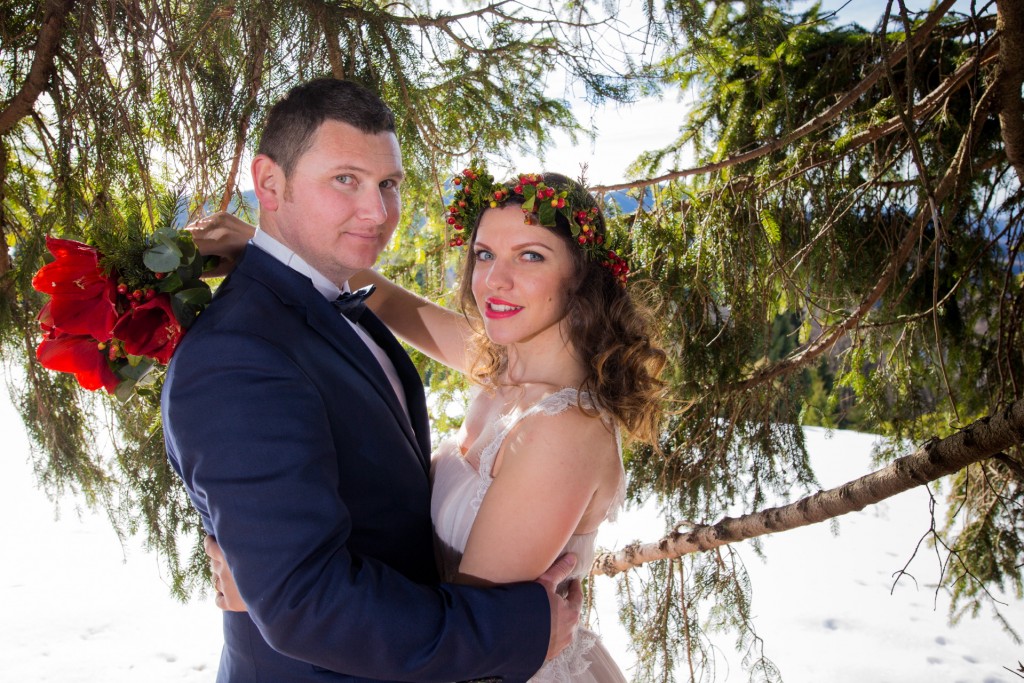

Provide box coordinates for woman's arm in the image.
[186,212,255,277]
[188,212,473,372]
[350,269,473,373]
[456,413,620,585]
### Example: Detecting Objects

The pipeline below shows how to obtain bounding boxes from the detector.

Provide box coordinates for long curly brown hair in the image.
[457,172,667,446]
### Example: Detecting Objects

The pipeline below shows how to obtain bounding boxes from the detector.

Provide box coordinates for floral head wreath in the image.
[445,165,630,285]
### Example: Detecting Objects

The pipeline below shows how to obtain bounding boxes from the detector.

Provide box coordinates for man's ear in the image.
[252,154,283,212]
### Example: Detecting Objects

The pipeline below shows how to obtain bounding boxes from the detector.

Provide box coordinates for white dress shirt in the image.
[250,229,409,417]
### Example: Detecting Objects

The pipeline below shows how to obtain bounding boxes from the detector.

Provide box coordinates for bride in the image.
[197,168,666,682]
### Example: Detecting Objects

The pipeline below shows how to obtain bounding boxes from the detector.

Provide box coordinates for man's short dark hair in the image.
[257,78,396,177]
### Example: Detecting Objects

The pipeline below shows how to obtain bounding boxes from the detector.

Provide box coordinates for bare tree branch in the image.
[0,0,76,136]
[996,0,1024,183]
[594,398,1024,577]
[0,140,10,293]
[220,19,268,212]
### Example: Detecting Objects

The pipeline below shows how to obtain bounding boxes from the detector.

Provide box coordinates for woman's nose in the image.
[484,259,512,289]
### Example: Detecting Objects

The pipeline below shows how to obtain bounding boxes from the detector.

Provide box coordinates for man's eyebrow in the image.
[325,164,405,180]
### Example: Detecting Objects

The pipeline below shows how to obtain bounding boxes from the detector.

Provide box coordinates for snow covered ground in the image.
[1,375,1021,682]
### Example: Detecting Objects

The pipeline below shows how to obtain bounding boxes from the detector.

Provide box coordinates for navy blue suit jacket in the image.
[163,246,549,682]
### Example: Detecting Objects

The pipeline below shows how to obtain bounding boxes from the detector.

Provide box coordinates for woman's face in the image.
[470,206,576,349]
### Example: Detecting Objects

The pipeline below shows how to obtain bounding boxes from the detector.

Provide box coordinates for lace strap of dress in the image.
[470,388,626,517]
[475,388,587,479]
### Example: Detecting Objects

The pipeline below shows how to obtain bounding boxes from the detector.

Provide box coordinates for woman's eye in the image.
[522,251,543,262]
[474,250,493,261]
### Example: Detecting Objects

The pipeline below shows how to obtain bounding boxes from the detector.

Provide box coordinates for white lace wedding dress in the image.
[431,388,627,683]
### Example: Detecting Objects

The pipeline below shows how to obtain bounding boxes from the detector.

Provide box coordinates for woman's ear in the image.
[251,154,283,212]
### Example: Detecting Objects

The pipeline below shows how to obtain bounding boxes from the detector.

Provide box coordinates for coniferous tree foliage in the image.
[0,0,648,595]
[585,0,1022,678]
[1,0,1021,681]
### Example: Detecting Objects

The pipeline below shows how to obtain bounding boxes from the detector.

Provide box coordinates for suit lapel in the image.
[357,310,432,462]
[305,300,427,465]
[238,249,430,466]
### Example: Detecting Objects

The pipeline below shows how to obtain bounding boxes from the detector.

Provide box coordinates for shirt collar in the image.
[251,228,347,299]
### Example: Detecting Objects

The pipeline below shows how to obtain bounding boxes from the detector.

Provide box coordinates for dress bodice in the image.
[430,387,626,683]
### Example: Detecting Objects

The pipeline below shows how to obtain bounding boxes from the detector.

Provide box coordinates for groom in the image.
[162,78,580,682]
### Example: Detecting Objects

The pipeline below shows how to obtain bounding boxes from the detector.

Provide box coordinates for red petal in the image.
[36,334,120,393]
[45,237,98,259]
[32,253,109,299]
[47,280,119,339]
[112,295,183,363]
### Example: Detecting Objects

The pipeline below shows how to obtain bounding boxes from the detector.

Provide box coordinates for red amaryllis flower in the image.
[32,237,119,340]
[36,333,121,393]
[111,295,183,364]
[37,300,55,334]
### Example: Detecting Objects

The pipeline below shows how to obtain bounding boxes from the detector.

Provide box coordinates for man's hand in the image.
[535,554,582,661]
[204,535,248,612]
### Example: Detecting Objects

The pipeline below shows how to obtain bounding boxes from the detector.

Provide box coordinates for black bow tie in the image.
[333,284,375,323]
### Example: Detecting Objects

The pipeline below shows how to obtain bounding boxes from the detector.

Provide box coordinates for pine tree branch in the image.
[592,34,997,197]
[996,0,1024,184]
[0,0,76,136]
[839,38,999,153]
[589,0,961,194]
[594,398,1024,577]
[725,67,1000,394]
[219,19,268,212]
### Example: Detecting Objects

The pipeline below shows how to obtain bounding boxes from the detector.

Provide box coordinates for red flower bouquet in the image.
[32,226,213,399]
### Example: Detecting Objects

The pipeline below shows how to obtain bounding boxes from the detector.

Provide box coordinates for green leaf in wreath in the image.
[537,201,556,227]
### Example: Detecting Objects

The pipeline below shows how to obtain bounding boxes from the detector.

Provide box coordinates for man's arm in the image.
[207,537,581,662]
[164,326,550,682]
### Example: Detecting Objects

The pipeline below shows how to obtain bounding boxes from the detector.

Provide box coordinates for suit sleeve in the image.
[163,327,549,682]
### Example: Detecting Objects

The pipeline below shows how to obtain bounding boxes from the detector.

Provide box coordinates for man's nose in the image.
[356,188,388,223]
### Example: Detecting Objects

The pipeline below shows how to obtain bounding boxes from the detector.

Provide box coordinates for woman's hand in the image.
[204,535,248,612]
[187,212,257,277]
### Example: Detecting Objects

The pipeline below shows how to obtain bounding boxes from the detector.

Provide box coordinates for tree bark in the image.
[594,398,1024,577]
[0,0,76,136]
[996,0,1024,184]
[0,140,10,292]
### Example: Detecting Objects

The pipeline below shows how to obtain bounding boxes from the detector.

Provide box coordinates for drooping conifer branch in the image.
[594,398,1024,577]
[724,65,1000,394]
[0,0,75,136]
[588,0,960,194]
[219,19,268,212]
